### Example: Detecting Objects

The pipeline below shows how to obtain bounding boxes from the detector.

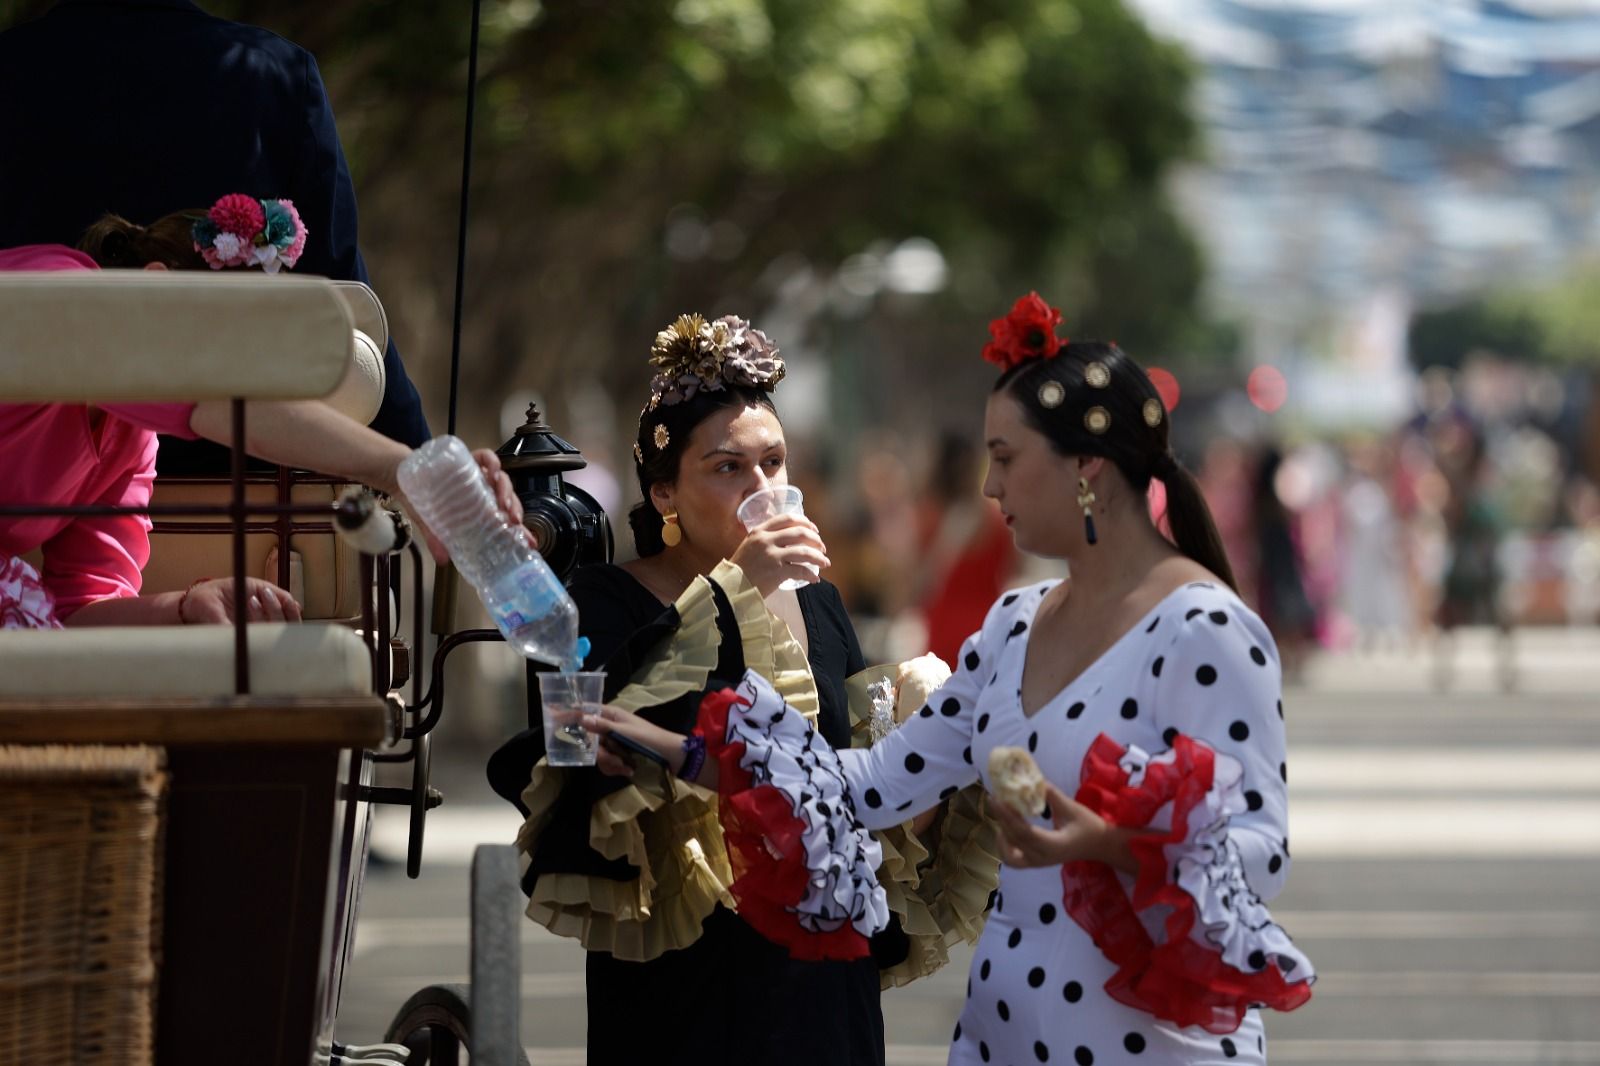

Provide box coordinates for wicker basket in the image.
[0,746,166,1066]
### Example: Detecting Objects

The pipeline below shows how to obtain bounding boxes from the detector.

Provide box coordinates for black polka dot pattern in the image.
[965,650,981,672]
[904,752,925,774]
[1003,593,1019,606]
[935,584,1292,1066]
[864,788,882,809]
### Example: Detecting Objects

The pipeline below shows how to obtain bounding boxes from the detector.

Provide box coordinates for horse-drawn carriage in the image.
[0,270,597,1066]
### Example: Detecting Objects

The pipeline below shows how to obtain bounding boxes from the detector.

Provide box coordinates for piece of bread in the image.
[987,746,1048,817]
[893,653,952,723]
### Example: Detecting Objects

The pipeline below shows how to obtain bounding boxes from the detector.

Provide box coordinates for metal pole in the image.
[231,398,250,695]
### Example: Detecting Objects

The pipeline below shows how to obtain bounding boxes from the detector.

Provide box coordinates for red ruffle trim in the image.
[1062,732,1312,1033]
[697,687,871,961]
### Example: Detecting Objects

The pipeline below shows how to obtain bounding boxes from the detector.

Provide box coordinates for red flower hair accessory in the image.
[981,291,1066,371]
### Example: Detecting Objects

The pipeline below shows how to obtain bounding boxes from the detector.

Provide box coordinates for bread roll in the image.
[893,653,952,723]
[987,746,1048,817]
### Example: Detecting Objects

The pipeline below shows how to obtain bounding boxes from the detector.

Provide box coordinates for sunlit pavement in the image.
[337,626,1600,1064]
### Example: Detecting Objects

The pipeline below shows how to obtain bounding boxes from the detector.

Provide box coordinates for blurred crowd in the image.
[778,359,1600,690]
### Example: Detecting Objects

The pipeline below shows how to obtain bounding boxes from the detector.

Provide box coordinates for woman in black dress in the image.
[490,314,890,1065]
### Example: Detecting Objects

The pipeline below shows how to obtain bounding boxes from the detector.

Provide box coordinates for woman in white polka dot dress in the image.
[590,294,1314,1065]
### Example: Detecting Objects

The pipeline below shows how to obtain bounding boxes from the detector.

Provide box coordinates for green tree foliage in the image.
[1410,265,1600,370]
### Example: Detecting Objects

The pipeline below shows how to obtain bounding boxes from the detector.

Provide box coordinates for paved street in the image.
[337,628,1600,1064]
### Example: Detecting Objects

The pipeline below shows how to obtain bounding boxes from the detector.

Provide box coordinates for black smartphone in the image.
[602,729,671,769]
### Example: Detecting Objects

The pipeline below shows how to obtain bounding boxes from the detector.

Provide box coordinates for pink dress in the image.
[0,245,198,625]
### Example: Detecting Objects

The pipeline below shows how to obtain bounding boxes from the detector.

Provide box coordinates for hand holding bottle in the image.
[399,436,579,669]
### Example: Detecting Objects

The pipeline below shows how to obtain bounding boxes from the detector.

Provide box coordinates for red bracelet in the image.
[176,577,210,625]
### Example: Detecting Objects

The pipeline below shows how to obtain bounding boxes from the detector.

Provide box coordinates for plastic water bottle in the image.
[398,435,582,670]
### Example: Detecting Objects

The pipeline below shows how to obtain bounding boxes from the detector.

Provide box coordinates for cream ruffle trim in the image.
[516,561,821,961]
[847,665,1003,989]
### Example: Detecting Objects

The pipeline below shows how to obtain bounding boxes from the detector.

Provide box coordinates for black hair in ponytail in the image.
[994,342,1238,591]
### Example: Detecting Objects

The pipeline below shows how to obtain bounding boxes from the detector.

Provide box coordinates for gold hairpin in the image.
[633,442,644,464]
[1038,381,1065,408]
[653,424,671,450]
[1143,399,1164,427]
[1085,406,1111,434]
[1084,362,1111,389]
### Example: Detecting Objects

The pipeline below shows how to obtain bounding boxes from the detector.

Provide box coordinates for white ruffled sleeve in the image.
[838,591,1023,831]
[1151,598,1293,902]
[1061,590,1314,1034]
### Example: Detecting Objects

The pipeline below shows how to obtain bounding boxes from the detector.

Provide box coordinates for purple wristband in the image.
[679,733,707,781]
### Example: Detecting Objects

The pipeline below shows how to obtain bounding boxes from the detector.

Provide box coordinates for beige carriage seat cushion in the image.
[332,280,389,353]
[0,622,371,699]
[325,329,386,425]
[0,271,353,402]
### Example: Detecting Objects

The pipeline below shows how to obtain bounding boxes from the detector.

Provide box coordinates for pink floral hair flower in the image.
[209,193,265,240]
[279,200,307,264]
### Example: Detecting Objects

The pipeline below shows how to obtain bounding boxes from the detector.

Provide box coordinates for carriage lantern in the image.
[494,402,613,583]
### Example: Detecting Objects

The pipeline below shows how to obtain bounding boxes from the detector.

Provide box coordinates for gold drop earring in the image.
[1077,478,1098,546]
[662,511,682,547]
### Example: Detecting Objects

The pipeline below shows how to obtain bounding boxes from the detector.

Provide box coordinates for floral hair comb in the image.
[190,193,307,274]
[981,291,1066,372]
[645,313,785,411]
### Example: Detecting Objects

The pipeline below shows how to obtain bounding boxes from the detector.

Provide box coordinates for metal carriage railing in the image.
[0,270,535,1066]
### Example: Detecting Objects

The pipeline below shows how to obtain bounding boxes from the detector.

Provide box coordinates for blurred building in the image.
[1129,0,1600,424]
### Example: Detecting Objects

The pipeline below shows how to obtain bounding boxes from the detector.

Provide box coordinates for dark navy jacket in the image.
[0,0,430,456]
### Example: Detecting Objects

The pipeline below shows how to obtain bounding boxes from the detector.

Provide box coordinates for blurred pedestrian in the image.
[917,431,1018,667]
[1251,446,1316,679]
